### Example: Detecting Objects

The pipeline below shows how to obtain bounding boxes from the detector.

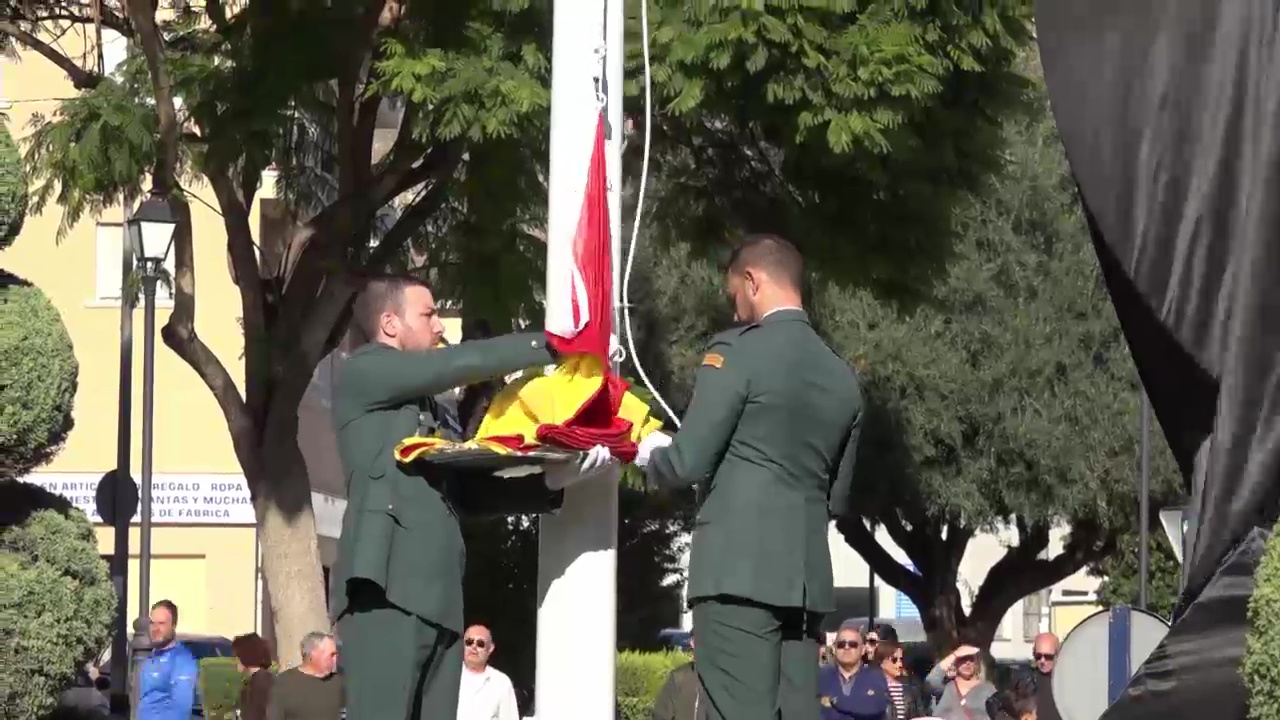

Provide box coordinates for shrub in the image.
[1245,530,1280,720]
[0,118,26,249]
[199,657,244,720]
[617,649,691,720]
[0,482,115,720]
[0,277,78,481]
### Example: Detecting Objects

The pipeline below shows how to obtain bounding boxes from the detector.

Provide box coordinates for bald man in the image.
[636,234,864,720]
[1030,633,1060,720]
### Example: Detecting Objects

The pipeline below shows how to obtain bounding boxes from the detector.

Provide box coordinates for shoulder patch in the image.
[702,352,725,369]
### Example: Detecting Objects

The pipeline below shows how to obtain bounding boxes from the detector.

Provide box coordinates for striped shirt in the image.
[888,679,906,718]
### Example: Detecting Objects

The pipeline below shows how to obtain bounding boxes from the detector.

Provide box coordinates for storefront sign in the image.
[26,473,255,525]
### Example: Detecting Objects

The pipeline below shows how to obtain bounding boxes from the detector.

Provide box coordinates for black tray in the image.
[403,446,584,477]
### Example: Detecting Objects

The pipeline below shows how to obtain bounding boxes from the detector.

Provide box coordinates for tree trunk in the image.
[254,416,328,668]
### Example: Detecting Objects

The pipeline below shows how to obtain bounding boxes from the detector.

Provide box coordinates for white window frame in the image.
[94,223,176,306]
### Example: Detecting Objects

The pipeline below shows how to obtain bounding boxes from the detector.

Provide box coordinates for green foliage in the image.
[0,119,26,249]
[814,85,1181,645]
[1090,518,1184,621]
[635,0,1035,299]
[198,657,244,720]
[0,277,78,481]
[22,74,158,239]
[617,649,691,720]
[628,70,1180,649]
[1246,530,1280,720]
[0,481,116,720]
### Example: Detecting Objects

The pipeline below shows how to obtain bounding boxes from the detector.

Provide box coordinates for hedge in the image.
[1246,530,1280,720]
[200,650,689,719]
[0,279,79,481]
[617,650,692,720]
[0,118,26,249]
[199,657,244,720]
[0,483,115,720]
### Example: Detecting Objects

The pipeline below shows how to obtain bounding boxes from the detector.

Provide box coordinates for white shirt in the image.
[761,306,804,319]
[457,665,519,720]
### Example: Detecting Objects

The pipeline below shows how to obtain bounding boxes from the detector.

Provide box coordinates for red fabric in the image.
[546,112,612,361]
[535,373,640,463]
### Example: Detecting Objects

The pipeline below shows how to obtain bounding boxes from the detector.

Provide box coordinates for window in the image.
[101,30,129,77]
[95,223,176,303]
[1022,590,1046,641]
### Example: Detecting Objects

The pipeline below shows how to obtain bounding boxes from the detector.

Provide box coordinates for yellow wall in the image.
[3,32,249,475]
[96,525,259,640]
[1052,603,1103,639]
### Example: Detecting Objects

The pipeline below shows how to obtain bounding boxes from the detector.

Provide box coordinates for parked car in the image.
[657,628,692,652]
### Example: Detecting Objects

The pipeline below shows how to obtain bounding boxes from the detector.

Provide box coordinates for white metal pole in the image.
[535,0,622,717]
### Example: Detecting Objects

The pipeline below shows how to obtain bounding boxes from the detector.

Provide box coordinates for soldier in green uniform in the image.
[330,275,592,720]
[637,235,863,720]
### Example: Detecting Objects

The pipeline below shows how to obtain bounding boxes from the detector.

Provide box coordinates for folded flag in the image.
[395,356,664,465]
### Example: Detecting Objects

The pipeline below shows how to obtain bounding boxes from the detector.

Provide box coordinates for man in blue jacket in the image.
[819,622,889,720]
[136,600,198,720]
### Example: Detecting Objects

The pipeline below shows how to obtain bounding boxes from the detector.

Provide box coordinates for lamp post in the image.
[124,194,179,669]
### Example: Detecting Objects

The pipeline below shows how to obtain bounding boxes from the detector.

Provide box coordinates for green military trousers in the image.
[338,580,462,720]
[691,597,823,720]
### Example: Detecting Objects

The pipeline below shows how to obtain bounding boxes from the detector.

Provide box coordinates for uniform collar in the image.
[759,307,808,325]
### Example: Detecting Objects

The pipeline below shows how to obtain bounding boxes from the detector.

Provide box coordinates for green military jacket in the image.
[646,309,862,613]
[329,333,553,631]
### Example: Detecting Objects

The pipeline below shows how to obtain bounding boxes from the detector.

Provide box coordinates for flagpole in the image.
[534,0,621,717]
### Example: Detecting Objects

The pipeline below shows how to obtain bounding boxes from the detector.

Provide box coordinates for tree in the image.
[1090,520,1183,621]
[814,85,1184,651]
[628,76,1181,652]
[0,118,25,249]
[1244,530,1280,720]
[1,481,116,720]
[6,0,1033,653]
[0,275,78,481]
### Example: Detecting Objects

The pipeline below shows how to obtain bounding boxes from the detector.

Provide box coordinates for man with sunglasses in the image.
[456,625,518,720]
[818,622,889,720]
[1027,633,1060,720]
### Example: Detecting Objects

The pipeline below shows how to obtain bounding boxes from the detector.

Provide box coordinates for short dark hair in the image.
[871,623,899,643]
[351,274,430,343]
[232,632,274,669]
[725,234,804,290]
[872,639,901,666]
[151,599,178,625]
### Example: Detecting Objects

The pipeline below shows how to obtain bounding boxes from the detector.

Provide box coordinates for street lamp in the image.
[125,194,178,668]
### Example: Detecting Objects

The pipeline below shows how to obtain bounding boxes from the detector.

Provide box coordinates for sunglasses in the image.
[888,657,904,665]
[833,640,861,650]
[956,654,978,664]
[1033,653,1056,661]
[464,637,489,649]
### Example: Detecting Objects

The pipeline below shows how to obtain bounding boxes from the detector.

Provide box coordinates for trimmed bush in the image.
[0,482,115,720]
[0,278,78,481]
[0,118,26,249]
[617,650,692,720]
[199,657,244,720]
[1245,530,1280,720]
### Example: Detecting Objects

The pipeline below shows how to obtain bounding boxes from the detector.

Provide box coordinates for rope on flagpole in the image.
[621,0,683,429]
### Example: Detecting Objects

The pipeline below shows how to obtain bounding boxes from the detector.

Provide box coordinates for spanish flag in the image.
[396,113,662,466]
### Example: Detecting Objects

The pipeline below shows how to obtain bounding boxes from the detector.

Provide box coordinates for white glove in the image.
[635,431,673,468]
[579,444,616,474]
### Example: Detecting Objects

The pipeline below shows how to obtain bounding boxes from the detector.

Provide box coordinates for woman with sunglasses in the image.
[874,641,930,720]
[924,644,997,720]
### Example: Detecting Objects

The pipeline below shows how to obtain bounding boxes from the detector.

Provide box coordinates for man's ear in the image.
[379,310,399,337]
